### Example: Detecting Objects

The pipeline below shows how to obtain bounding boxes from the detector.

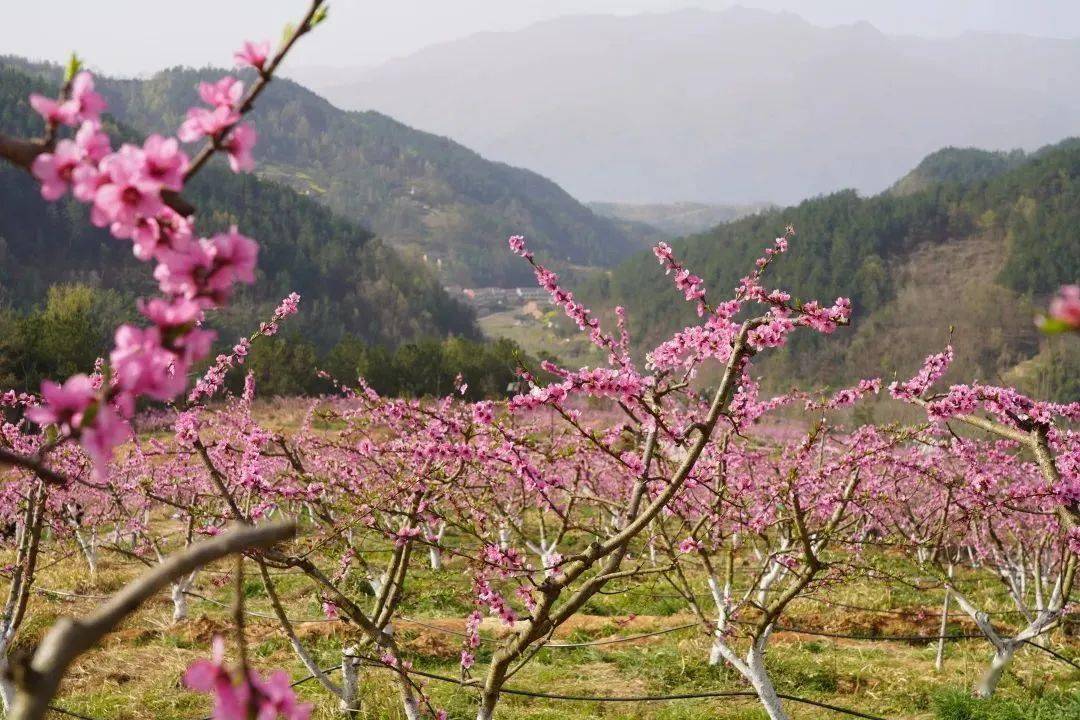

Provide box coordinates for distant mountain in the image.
[0,62,477,354]
[33,64,643,287]
[583,138,1080,400]
[589,201,772,238]
[316,7,1080,206]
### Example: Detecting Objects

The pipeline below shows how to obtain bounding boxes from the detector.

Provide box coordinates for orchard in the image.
[0,3,1077,720]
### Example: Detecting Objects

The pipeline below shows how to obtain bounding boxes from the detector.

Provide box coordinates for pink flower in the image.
[798,299,850,334]
[153,240,214,300]
[322,601,339,620]
[29,94,72,125]
[29,72,107,126]
[179,105,240,143]
[110,325,187,405]
[182,636,230,691]
[72,162,107,204]
[130,207,195,261]
[235,41,271,71]
[273,293,301,320]
[80,403,129,473]
[748,315,795,349]
[27,375,96,431]
[508,235,531,259]
[204,227,259,297]
[174,410,200,447]
[199,76,245,109]
[140,296,203,330]
[473,401,495,425]
[677,538,704,553]
[889,346,954,400]
[75,121,111,162]
[30,140,82,200]
[184,636,246,720]
[223,124,257,173]
[1049,285,1080,330]
[94,145,164,238]
[140,297,215,364]
[67,72,107,122]
[142,135,189,191]
[252,670,312,720]
[653,241,674,266]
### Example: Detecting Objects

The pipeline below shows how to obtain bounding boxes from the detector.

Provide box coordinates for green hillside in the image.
[586,139,1080,399]
[21,63,646,287]
[0,62,479,390]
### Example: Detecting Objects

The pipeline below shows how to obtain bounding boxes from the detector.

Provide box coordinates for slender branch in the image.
[0,448,71,487]
[182,0,325,183]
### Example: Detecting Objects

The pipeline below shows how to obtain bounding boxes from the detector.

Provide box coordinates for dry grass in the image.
[8,535,1075,720]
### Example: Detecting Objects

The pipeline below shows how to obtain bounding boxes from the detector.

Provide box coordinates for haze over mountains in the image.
[589,200,772,237]
[317,6,1080,205]
[3,6,1078,402]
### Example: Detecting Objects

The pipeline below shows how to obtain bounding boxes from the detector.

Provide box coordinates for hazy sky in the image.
[3,1,1079,77]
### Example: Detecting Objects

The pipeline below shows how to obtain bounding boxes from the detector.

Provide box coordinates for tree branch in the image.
[8,521,296,720]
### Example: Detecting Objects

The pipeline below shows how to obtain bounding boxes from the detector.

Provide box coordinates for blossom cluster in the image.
[809,378,882,411]
[188,293,303,405]
[508,235,628,367]
[654,241,708,315]
[25,58,269,469]
[460,609,483,670]
[645,233,849,373]
[888,346,954,400]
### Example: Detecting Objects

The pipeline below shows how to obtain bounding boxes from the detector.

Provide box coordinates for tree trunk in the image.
[746,644,790,720]
[0,639,14,714]
[0,674,14,715]
[476,697,497,720]
[708,633,726,666]
[540,550,558,578]
[975,644,1016,698]
[935,564,953,671]
[498,528,510,552]
[170,583,189,622]
[74,529,97,577]
[340,645,360,716]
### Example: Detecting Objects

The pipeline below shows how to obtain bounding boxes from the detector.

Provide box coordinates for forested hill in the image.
[0,58,645,288]
[887,147,1030,197]
[585,139,1080,399]
[0,63,477,356]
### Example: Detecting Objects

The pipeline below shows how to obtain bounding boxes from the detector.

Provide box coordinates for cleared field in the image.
[478,302,606,369]
[18,527,1078,720]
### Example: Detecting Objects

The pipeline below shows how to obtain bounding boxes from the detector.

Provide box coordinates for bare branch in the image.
[8,521,296,720]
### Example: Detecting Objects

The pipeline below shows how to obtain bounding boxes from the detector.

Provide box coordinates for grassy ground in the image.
[12,531,1078,720]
